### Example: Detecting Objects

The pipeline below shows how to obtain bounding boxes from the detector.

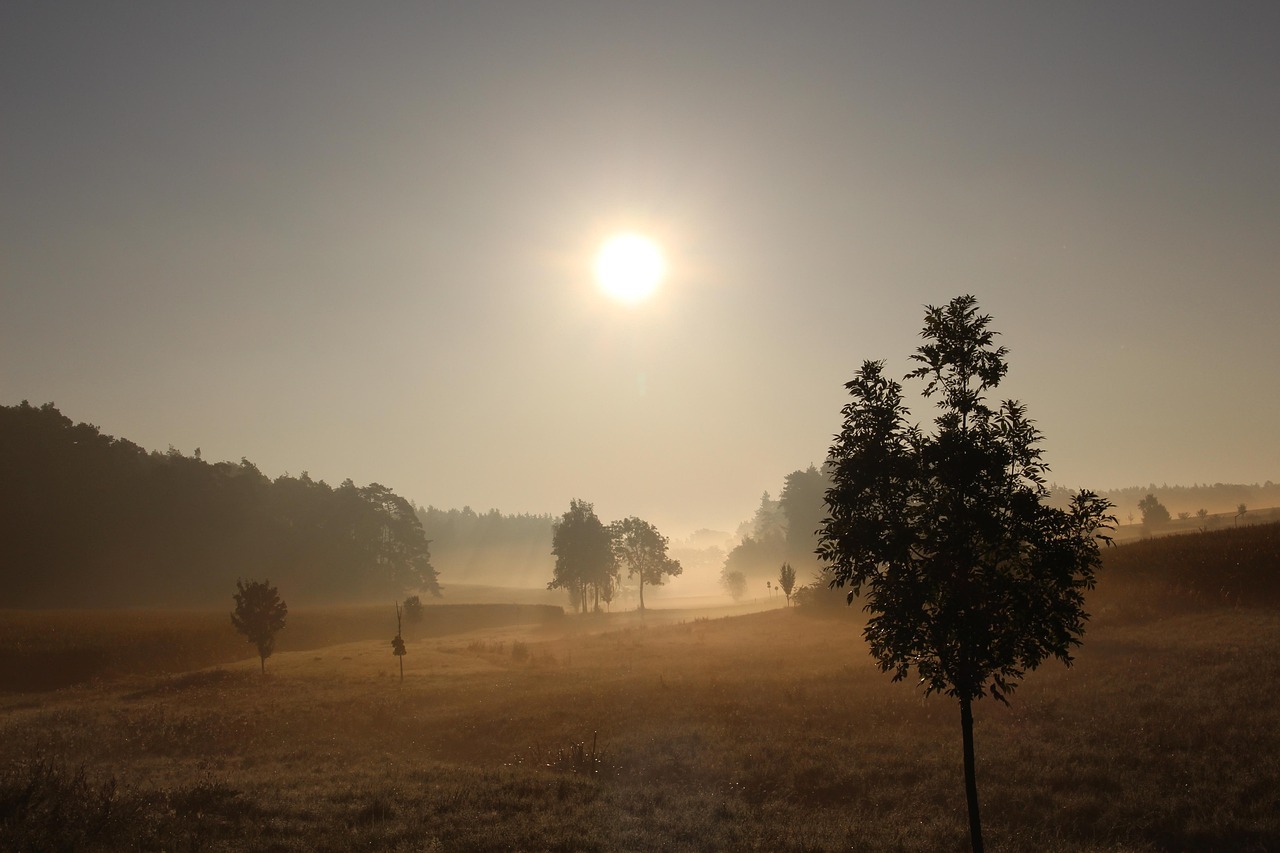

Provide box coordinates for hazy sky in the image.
[4,2,1278,537]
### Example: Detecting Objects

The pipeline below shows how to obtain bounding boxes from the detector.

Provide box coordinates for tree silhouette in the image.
[779,465,828,571]
[1138,493,1171,529]
[402,594,423,623]
[548,499,615,613]
[231,579,288,674]
[818,295,1114,853]
[778,562,797,606]
[722,569,747,601]
[610,517,682,611]
[0,402,438,607]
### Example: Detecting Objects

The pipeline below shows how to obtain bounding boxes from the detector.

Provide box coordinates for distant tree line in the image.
[1046,481,1280,520]
[0,402,439,607]
[720,465,829,595]
[415,505,554,588]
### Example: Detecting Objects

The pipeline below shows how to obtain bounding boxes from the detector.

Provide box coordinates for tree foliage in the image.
[1138,493,1171,528]
[722,569,747,601]
[0,402,439,606]
[778,562,797,606]
[610,516,682,611]
[231,579,288,673]
[548,499,616,613]
[722,470,830,585]
[817,295,1114,852]
[779,466,829,570]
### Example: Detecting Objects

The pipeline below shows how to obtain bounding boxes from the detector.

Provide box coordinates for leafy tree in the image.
[611,517,682,611]
[1138,493,1171,529]
[779,465,829,570]
[817,295,1114,853]
[778,562,797,606]
[599,573,617,611]
[548,499,616,613]
[231,579,288,674]
[722,569,747,601]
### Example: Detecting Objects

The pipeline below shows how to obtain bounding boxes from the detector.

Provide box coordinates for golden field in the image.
[2,582,1279,851]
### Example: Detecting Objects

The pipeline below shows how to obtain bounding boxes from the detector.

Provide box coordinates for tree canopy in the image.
[610,516,682,611]
[547,499,616,613]
[817,295,1114,852]
[0,402,439,606]
[1138,493,1172,528]
[231,578,288,673]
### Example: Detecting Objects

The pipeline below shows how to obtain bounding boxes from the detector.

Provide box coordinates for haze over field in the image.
[3,3,1277,537]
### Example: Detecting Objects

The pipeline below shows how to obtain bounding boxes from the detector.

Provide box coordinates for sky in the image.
[3,2,1278,539]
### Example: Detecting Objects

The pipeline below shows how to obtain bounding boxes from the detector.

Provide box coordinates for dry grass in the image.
[2,597,1278,851]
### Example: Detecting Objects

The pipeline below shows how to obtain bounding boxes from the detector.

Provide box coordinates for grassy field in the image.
[3,530,1279,851]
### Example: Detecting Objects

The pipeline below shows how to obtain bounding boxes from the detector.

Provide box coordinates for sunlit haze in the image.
[3,3,1278,539]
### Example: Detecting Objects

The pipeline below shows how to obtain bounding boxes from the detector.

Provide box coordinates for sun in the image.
[593,232,665,303]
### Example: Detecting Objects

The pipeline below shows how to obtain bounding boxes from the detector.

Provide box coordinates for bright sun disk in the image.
[594,233,665,303]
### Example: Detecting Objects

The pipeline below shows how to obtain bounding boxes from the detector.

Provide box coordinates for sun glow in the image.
[593,233,665,303]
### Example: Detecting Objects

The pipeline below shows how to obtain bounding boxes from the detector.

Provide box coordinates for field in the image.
[3,529,1280,852]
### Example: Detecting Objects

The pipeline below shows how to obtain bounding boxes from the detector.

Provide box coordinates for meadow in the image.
[2,525,1279,852]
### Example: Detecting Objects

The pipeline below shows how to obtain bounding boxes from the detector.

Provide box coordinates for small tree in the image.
[403,594,424,624]
[722,569,747,601]
[391,602,407,684]
[231,579,288,674]
[818,296,1114,853]
[778,562,797,606]
[1138,493,1171,529]
[1236,503,1248,526]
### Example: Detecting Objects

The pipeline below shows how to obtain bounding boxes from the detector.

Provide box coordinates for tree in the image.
[779,465,829,571]
[722,569,747,601]
[1138,493,1171,529]
[548,499,616,613]
[231,579,288,674]
[611,516,682,611]
[778,562,797,606]
[403,594,423,623]
[817,295,1114,853]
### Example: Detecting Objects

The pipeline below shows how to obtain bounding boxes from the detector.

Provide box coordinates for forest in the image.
[0,402,438,608]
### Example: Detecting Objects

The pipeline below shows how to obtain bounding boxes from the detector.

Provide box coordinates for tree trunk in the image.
[960,695,984,853]
[260,654,265,675]
[638,576,645,610]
